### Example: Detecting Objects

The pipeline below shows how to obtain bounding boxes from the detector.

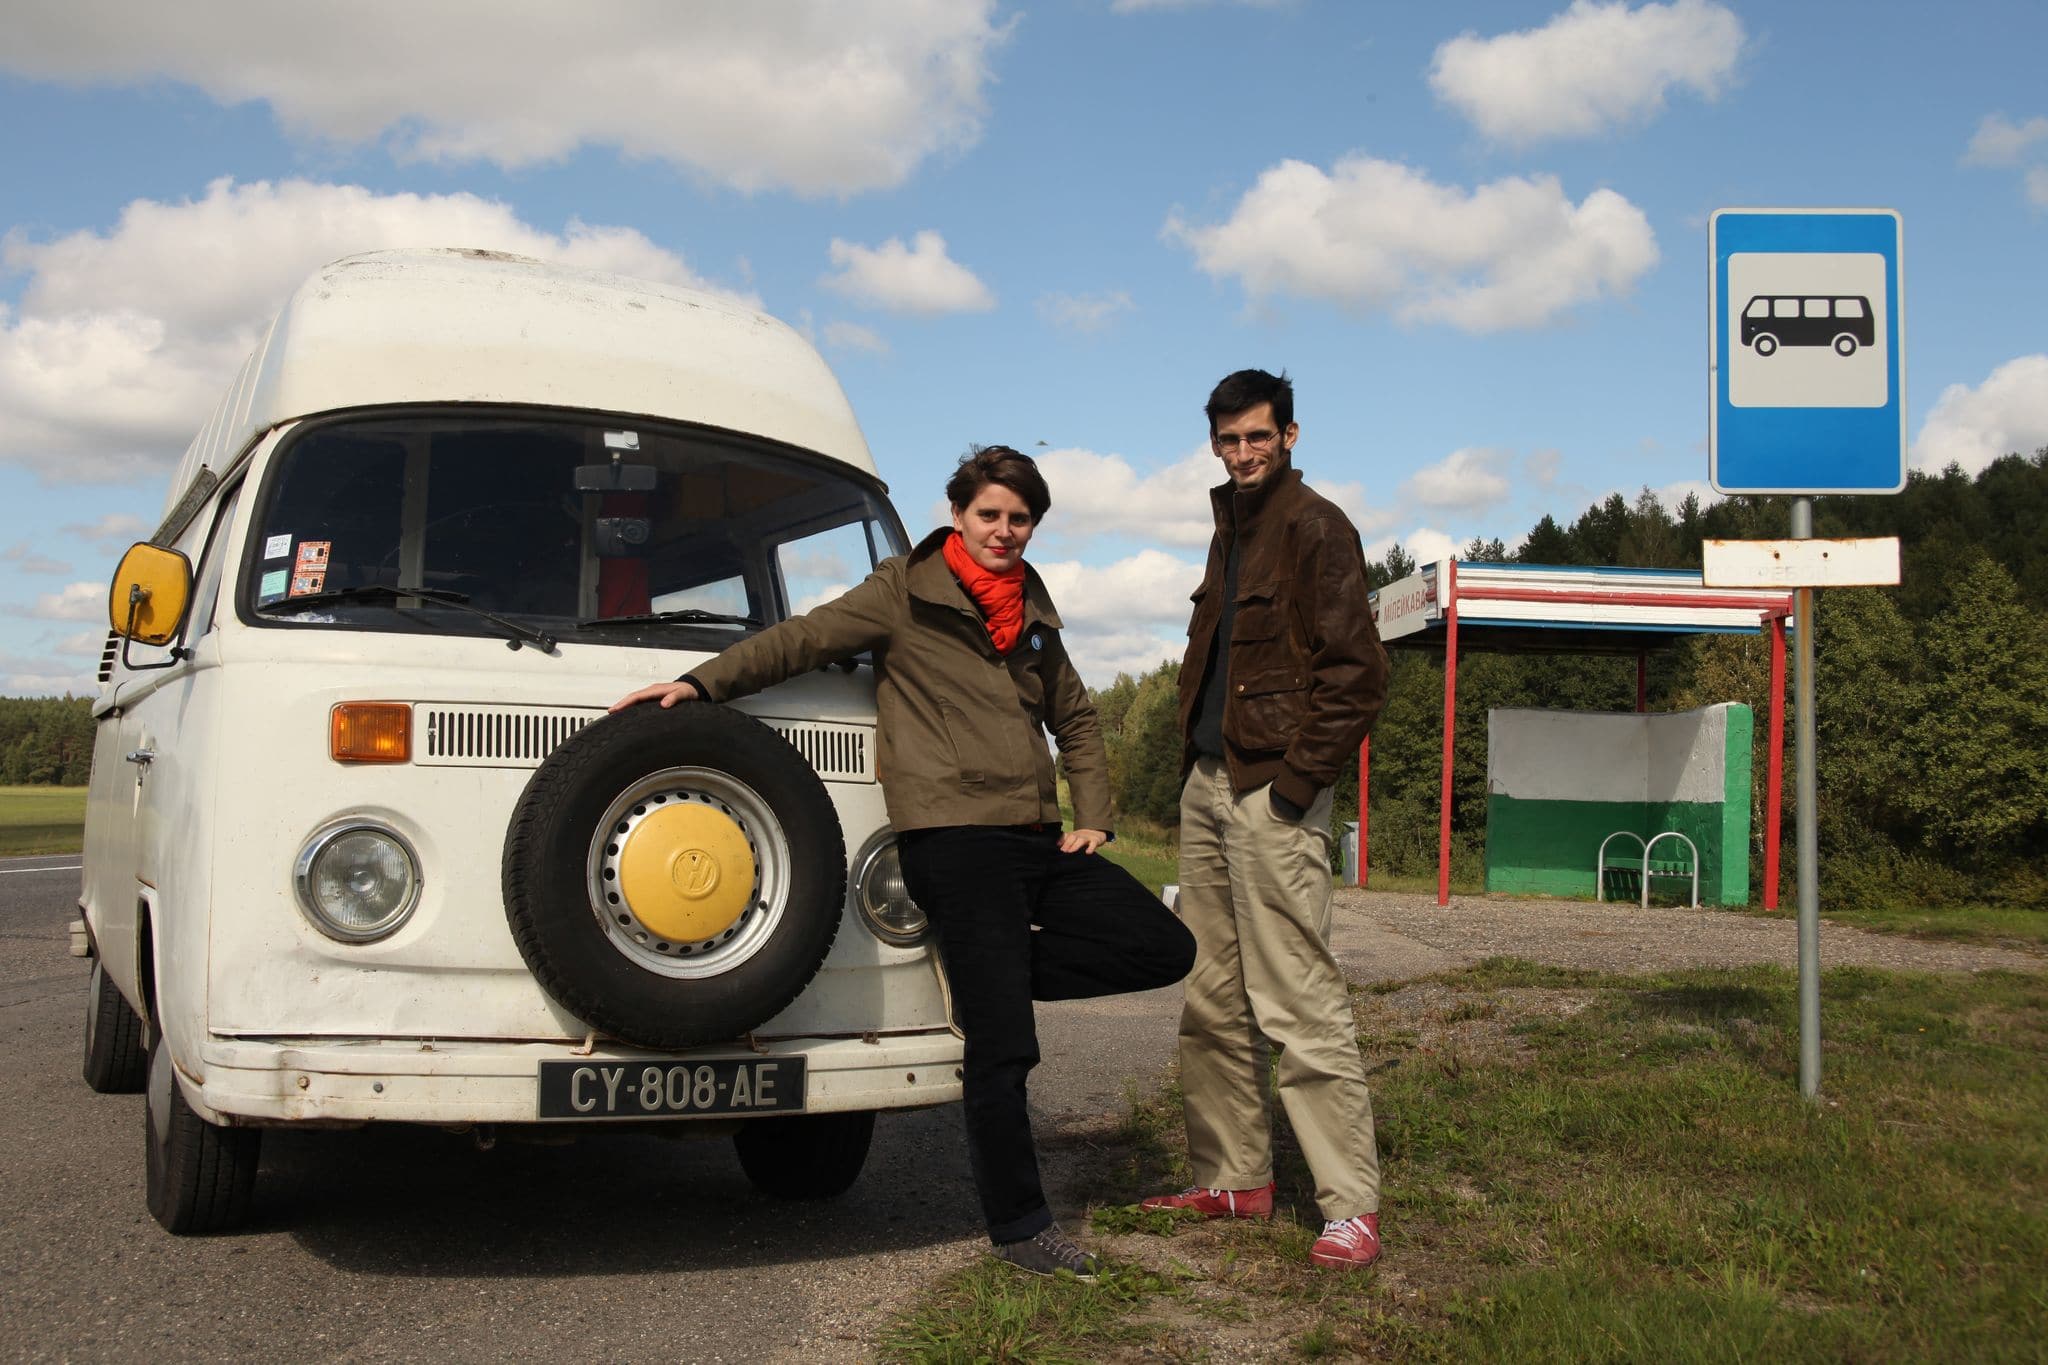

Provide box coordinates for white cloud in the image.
[0,178,739,483]
[3,543,71,575]
[1911,355,2048,475]
[1037,291,1135,334]
[1655,478,1720,512]
[2028,167,2048,211]
[822,321,891,355]
[1032,447,1224,549]
[1366,527,1460,568]
[61,513,151,548]
[28,582,104,621]
[1526,448,1563,486]
[1429,0,1744,144]
[1963,113,2048,167]
[1400,447,1512,513]
[0,1,1007,197]
[1166,156,1657,331]
[822,231,995,315]
[1111,0,1289,11]
[1032,550,1207,688]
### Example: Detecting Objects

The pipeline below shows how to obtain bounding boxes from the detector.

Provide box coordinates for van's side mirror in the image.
[108,542,193,646]
[575,462,658,492]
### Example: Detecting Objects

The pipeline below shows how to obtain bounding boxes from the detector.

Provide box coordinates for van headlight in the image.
[294,821,422,942]
[852,834,926,946]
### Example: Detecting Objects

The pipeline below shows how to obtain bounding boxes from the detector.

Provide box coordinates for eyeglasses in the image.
[1213,429,1281,454]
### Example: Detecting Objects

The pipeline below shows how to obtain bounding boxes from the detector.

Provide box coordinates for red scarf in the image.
[942,531,1026,654]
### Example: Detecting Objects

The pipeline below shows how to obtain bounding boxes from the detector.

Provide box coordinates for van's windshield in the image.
[243,413,907,650]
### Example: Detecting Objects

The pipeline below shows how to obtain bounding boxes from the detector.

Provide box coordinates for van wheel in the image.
[504,703,845,1050]
[144,1033,261,1234]
[82,960,148,1093]
[1833,333,1858,356]
[734,1111,876,1199]
[1753,334,1778,356]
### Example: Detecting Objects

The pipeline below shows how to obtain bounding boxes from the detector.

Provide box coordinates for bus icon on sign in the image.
[1740,295,1874,357]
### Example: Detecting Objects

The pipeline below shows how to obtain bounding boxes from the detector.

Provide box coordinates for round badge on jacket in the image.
[1030,632,1043,651]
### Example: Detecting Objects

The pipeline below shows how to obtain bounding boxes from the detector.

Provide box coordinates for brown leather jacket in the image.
[687,528,1112,834]
[1177,467,1390,810]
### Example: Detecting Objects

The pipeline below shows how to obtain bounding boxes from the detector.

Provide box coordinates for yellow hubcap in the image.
[616,803,757,943]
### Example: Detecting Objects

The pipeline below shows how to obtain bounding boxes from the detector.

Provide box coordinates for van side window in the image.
[1801,299,1829,318]
[188,485,244,639]
[775,520,880,618]
[1836,297,1866,318]
[1772,298,1799,318]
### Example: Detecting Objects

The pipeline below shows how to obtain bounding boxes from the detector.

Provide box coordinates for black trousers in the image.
[896,825,1196,1244]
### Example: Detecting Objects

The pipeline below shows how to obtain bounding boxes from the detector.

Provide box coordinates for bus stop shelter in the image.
[1361,561,1797,907]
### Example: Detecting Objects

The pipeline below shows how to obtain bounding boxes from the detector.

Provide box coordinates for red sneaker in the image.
[1309,1213,1381,1269]
[1139,1181,1275,1220]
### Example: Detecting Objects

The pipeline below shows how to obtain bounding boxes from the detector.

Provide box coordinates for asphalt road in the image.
[0,854,1187,1364]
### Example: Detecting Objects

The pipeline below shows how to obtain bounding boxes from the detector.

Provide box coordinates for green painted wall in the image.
[1484,704,1753,905]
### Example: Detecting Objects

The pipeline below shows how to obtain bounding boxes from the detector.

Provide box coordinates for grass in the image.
[881,959,2048,1362]
[1816,903,2048,952]
[0,784,86,855]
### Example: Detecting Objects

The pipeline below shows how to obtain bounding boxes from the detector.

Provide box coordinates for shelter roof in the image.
[1368,560,1795,656]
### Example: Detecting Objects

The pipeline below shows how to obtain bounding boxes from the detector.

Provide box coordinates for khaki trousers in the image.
[1175,756,1380,1219]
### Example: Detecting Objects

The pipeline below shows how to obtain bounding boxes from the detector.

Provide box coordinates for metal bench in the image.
[1596,830,1700,909]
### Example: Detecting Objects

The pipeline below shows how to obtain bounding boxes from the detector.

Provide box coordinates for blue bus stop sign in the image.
[1709,209,1905,495]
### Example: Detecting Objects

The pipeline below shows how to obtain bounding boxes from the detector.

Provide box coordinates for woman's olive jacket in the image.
[1177,467,1391,812]
[685,528,1113,834]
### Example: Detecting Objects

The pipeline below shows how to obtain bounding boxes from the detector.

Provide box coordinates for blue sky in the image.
[3,0,2045,693]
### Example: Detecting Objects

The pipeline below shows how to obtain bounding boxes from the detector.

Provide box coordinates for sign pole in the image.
[1789,498,1821,1100]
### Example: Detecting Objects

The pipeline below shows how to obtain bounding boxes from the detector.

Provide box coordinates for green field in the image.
[0,785,86,856]
[883,960,2048,1362]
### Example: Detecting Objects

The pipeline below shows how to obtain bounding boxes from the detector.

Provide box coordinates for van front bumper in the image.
[192,1030,963,1125]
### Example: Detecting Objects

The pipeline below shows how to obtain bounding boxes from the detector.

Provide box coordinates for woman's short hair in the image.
[946,445,1051,521]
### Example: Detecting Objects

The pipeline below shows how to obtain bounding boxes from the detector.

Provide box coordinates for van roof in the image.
[163,248,877,510]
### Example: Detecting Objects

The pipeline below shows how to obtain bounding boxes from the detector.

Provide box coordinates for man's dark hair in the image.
[946,445,1051,520]
[1205,369,1294,435]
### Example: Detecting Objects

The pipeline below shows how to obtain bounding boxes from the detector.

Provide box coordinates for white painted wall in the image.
[1489,705,1732,803]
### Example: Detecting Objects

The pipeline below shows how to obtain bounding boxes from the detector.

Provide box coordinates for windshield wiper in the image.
[259,584,557,653]
[575,608,761,629]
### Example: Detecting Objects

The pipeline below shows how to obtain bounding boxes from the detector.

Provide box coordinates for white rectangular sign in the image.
[1702,537,1901,588]
[1370,565,1441,641]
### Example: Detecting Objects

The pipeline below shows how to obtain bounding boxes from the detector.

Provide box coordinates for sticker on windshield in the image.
[290,570,326,596]
[263,533,292,559]
[294,540,330,570]
[259,569,288,600]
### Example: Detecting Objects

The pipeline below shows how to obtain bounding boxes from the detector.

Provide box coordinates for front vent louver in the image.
[415,706,597,768]
[411,704,875,782]
[766,721,874,782]
[96,630,119,684]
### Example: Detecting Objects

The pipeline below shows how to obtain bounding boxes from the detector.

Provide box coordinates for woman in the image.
[614,446,1195,1279]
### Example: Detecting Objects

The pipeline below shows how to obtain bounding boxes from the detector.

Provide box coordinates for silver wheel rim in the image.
[585,765,792,979]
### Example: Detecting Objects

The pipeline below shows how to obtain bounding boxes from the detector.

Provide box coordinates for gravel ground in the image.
[1322,887,2045,983]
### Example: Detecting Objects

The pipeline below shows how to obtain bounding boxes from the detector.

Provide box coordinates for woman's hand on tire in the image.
[610,680,699,712]
[1060,828,1108,855]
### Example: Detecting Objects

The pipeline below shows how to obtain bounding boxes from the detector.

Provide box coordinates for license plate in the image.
[537,1057,807,1120]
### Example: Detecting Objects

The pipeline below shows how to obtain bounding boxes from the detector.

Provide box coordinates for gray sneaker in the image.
[991,1224,1101,1280]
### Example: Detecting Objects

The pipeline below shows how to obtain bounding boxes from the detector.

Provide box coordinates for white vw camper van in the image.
[76,248,962,1234]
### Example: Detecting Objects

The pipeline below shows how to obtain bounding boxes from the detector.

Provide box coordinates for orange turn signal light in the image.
[331,703,412,763]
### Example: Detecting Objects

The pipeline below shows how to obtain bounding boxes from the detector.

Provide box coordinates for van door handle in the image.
[124,748,155,766]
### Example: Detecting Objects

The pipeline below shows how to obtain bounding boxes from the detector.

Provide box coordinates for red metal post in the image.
[1636,650,1648,713]
[1437,561,1460,907]
[1765,612,1787,912]
[1357,734,1370,887]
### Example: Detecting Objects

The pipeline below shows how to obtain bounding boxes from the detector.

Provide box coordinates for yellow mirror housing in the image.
[108,542,194,646]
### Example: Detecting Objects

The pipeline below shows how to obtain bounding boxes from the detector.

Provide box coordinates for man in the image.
[1142,369,1391,1269]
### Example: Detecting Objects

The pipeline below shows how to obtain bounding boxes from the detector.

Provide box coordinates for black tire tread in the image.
[82,961,148,1093]
[734,1110,876,1199]
[503,703,845,1050]
[145,1041,260,1235]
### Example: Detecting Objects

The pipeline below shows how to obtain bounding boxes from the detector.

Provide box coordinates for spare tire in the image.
[504,703,845,1049]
